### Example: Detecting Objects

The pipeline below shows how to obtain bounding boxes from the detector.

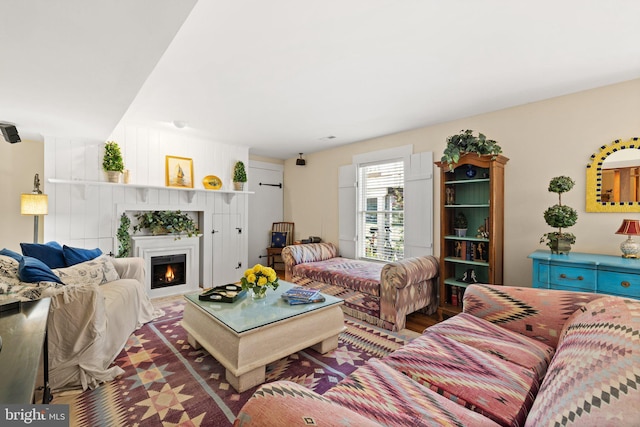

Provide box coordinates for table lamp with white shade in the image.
[20,174,48,243]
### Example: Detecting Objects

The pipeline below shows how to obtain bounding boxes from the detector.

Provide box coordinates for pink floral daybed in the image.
[282,243,438,331]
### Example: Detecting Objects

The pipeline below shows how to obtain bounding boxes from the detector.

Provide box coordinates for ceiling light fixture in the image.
[296,153,306,166]
[172,120,188,129]
[318,135,336,141]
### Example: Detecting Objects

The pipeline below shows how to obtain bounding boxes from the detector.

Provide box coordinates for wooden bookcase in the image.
[435,154,508,320]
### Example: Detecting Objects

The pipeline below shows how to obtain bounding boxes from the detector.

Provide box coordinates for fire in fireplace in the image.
[150,254,186,289]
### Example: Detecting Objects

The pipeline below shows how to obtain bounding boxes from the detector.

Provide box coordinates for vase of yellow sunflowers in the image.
[240,264,279,300]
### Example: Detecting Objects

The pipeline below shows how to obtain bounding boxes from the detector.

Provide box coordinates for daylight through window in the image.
[358,159,404,261]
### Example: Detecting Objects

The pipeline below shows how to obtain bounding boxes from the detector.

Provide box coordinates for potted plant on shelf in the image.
[540,176,577,254]
[454,212,468,237]
[132,210,200,240]
[233,161,247,191]
[441,130,502,171]
[102,141,125,183]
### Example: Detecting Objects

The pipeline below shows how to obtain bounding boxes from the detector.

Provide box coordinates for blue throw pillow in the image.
[0,248,23,262]
[63,245,103,266]
[270,231,288,248]
[18,256,63,284]
[20,241,66,269]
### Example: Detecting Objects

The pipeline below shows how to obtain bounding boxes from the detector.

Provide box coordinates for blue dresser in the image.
[528,250,640,299]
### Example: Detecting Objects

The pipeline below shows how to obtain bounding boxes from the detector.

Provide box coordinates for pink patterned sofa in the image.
[281,243,439,331]
[235,284,640,426]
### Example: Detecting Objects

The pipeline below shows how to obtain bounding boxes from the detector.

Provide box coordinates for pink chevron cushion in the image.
[426,312,555,382]
[525,296,640,427]
[383,333,539,427]
[234,381,379,427]
[325,358,501,426]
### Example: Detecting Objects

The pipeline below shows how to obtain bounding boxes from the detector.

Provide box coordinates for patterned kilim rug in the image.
[53,297,419,426]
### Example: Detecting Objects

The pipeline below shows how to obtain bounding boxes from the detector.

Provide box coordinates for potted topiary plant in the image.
[133,210,200,240]
[540,176,577,254]
[441,130,503,171]
[233,161,247,191]
[102,141,125,183]
[454,212,468,237]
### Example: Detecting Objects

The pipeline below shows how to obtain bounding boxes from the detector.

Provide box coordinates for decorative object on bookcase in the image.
[436,152,508,320]
[233,161,247,191]
[540,176,577,254]
[465,165,477,178]
[241,264,279,300]
[440,129,503,171]
[116,213,131,258]
[102,141,124,183]
[132,210,199,239]
[454,212,468,237]
[615,219,640,258]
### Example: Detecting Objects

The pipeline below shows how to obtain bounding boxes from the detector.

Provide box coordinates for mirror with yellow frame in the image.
[586,137,640,212]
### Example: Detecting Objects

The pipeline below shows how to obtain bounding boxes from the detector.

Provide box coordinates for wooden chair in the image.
[266,222,294,270]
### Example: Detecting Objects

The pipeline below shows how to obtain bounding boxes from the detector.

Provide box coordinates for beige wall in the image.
[284,78,640,287]
[0,139,45,250]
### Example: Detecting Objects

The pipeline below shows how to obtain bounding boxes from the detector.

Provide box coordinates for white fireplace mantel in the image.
[131,234,203,299]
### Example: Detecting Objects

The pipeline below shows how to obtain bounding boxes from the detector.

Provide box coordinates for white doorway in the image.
[248,161,284,267]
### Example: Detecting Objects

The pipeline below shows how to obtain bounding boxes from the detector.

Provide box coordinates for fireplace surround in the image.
[131,235,201,298]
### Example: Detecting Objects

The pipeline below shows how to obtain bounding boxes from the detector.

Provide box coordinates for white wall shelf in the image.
[48,178,253,203]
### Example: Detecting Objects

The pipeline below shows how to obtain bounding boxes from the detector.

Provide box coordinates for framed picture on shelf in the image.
[165,156,194,188]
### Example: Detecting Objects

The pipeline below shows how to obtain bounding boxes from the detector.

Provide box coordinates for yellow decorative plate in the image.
[202,175,222,190]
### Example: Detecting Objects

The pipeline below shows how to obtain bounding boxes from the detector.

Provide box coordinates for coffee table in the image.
[182,281,345,392]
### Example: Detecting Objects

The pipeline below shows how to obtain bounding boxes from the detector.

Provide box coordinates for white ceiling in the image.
[2,1,640,159]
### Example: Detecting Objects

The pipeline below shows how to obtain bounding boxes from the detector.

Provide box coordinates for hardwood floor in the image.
[405,311,440,333]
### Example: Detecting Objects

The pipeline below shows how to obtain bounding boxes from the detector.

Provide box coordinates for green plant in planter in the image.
[441,130,502,171]
[540,176,577,254]
[233,161,247,183]
[133,210,200,240]
[102,141,125,172]
[116,213,131,258]
[454,212,468,237]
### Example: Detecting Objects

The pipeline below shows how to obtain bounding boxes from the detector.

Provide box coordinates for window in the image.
[358,160,404,261]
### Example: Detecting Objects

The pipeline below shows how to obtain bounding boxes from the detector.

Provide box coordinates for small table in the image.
[0,298,51,403]
[182,281,345,392]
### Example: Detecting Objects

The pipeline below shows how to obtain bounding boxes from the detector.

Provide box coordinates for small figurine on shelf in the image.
[445,187,455,205]
[460,268,477,284]
[476,242,486,262]
[476,225,489,239]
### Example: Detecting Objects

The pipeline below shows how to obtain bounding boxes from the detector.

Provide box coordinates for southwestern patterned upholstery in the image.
[282,242,439,331]
[236,284,640,426]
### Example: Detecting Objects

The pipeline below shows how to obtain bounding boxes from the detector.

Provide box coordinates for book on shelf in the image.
[281,287,323,304]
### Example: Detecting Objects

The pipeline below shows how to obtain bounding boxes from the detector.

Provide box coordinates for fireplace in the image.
[131,234,201,298]
[151,254,186,289]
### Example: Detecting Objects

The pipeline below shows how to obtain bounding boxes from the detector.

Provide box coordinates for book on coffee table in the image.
[281,287,324,304]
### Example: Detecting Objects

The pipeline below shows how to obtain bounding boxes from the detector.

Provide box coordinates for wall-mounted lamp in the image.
[615,218,640,258]
[20,174,48,243]
[296,153,306,166]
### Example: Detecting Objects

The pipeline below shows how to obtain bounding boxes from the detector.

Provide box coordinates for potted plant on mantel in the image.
[540,176,577,254]
[233,161,247,191]
[132,210,200,240]
[102,141,125,183]
[441,129,503,171]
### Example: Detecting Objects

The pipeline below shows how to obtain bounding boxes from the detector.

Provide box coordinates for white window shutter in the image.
[338,164,357,258]
[404,152,433,257]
